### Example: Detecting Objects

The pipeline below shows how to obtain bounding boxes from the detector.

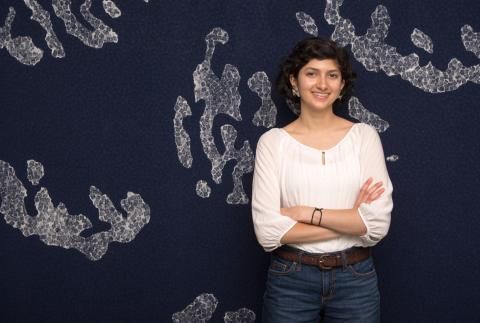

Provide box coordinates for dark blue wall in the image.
[1,0,479,322]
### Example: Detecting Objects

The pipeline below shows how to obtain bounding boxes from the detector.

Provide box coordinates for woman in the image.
[251,37,393,322]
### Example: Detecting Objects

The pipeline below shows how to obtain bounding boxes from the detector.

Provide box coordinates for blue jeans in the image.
[262,251,380,323]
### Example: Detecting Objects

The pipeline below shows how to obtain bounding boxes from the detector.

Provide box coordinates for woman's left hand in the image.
[280,206,312,223]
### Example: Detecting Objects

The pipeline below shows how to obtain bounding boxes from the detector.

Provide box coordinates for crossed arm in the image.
[279,178,384,244]
[251,127,392,251]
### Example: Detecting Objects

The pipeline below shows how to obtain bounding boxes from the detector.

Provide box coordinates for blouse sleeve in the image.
[251,131,297,252]
[356,125,394,246]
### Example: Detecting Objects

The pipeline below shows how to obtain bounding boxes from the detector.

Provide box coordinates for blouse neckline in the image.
[278,123,359,153]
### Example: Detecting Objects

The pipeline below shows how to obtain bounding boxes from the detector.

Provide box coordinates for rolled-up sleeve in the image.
[251,132,297,251]
[357,125,393,246]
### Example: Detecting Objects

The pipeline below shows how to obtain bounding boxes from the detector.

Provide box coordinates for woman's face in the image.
[290,58,345,113]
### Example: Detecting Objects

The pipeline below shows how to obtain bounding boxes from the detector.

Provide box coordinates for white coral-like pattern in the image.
[172,293,218,323]
[173,293,256,323]
[2,0,148,65]
[173,28,255,204]
[348,97,390,133]
[0,160,150,261]
[317,0,480,93]
[248,71,277,128]
[296,11,318,36]
[411,28,434,54]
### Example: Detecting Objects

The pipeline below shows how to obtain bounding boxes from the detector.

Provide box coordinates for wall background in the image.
[1,0,479,322]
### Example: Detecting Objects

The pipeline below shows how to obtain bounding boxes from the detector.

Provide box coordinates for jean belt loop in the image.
[296,249,303,271]
[340,249,348,269]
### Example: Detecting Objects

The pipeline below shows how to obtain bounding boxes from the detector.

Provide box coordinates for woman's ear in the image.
[338,79,345,97]
[289,74,297,90]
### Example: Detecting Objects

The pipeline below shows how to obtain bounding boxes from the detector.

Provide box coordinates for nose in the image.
[315,75,327,90]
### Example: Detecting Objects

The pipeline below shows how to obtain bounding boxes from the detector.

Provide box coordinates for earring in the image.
[292,88,300,97]
[338,94,343,100]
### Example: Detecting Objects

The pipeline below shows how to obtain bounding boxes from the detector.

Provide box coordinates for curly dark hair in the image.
[276,37,356,107]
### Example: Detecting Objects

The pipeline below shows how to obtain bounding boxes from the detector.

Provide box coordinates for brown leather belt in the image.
[274,246,371,270]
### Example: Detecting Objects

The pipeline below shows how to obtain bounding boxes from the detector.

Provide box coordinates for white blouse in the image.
[251,123,393,253]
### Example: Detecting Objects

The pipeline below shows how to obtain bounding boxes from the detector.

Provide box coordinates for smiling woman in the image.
[277,37,356,107]
[252,37,393,322]
[290,59,345,113]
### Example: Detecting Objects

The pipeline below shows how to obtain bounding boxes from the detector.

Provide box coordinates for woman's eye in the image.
[329,73,339,78]
[306,72,316,77]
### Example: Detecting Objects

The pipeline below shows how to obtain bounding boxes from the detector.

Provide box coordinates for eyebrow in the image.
[304,67,340,73]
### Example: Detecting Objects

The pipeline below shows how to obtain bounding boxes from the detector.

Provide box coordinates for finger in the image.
[367,181,383,191]
[362,177,373,189]
[372,181,383,188]
[366,181,383,194]
[362,183,383,203]
[359,178,373,197]
[356,178,377,207]
[367,188,385,202]
[367,185,384,197]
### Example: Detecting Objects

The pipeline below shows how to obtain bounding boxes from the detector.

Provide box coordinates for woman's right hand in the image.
[354,177,384,209]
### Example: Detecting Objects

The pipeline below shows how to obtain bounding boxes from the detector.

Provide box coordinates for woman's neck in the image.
[297,109,338,133]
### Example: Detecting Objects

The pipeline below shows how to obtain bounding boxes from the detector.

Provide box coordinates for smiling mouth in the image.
[312,92,330,99]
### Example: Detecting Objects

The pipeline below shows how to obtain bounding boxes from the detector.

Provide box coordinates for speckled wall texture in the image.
[1,1,479,322]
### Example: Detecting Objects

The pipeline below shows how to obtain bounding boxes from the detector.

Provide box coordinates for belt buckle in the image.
[317,254,333,270]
